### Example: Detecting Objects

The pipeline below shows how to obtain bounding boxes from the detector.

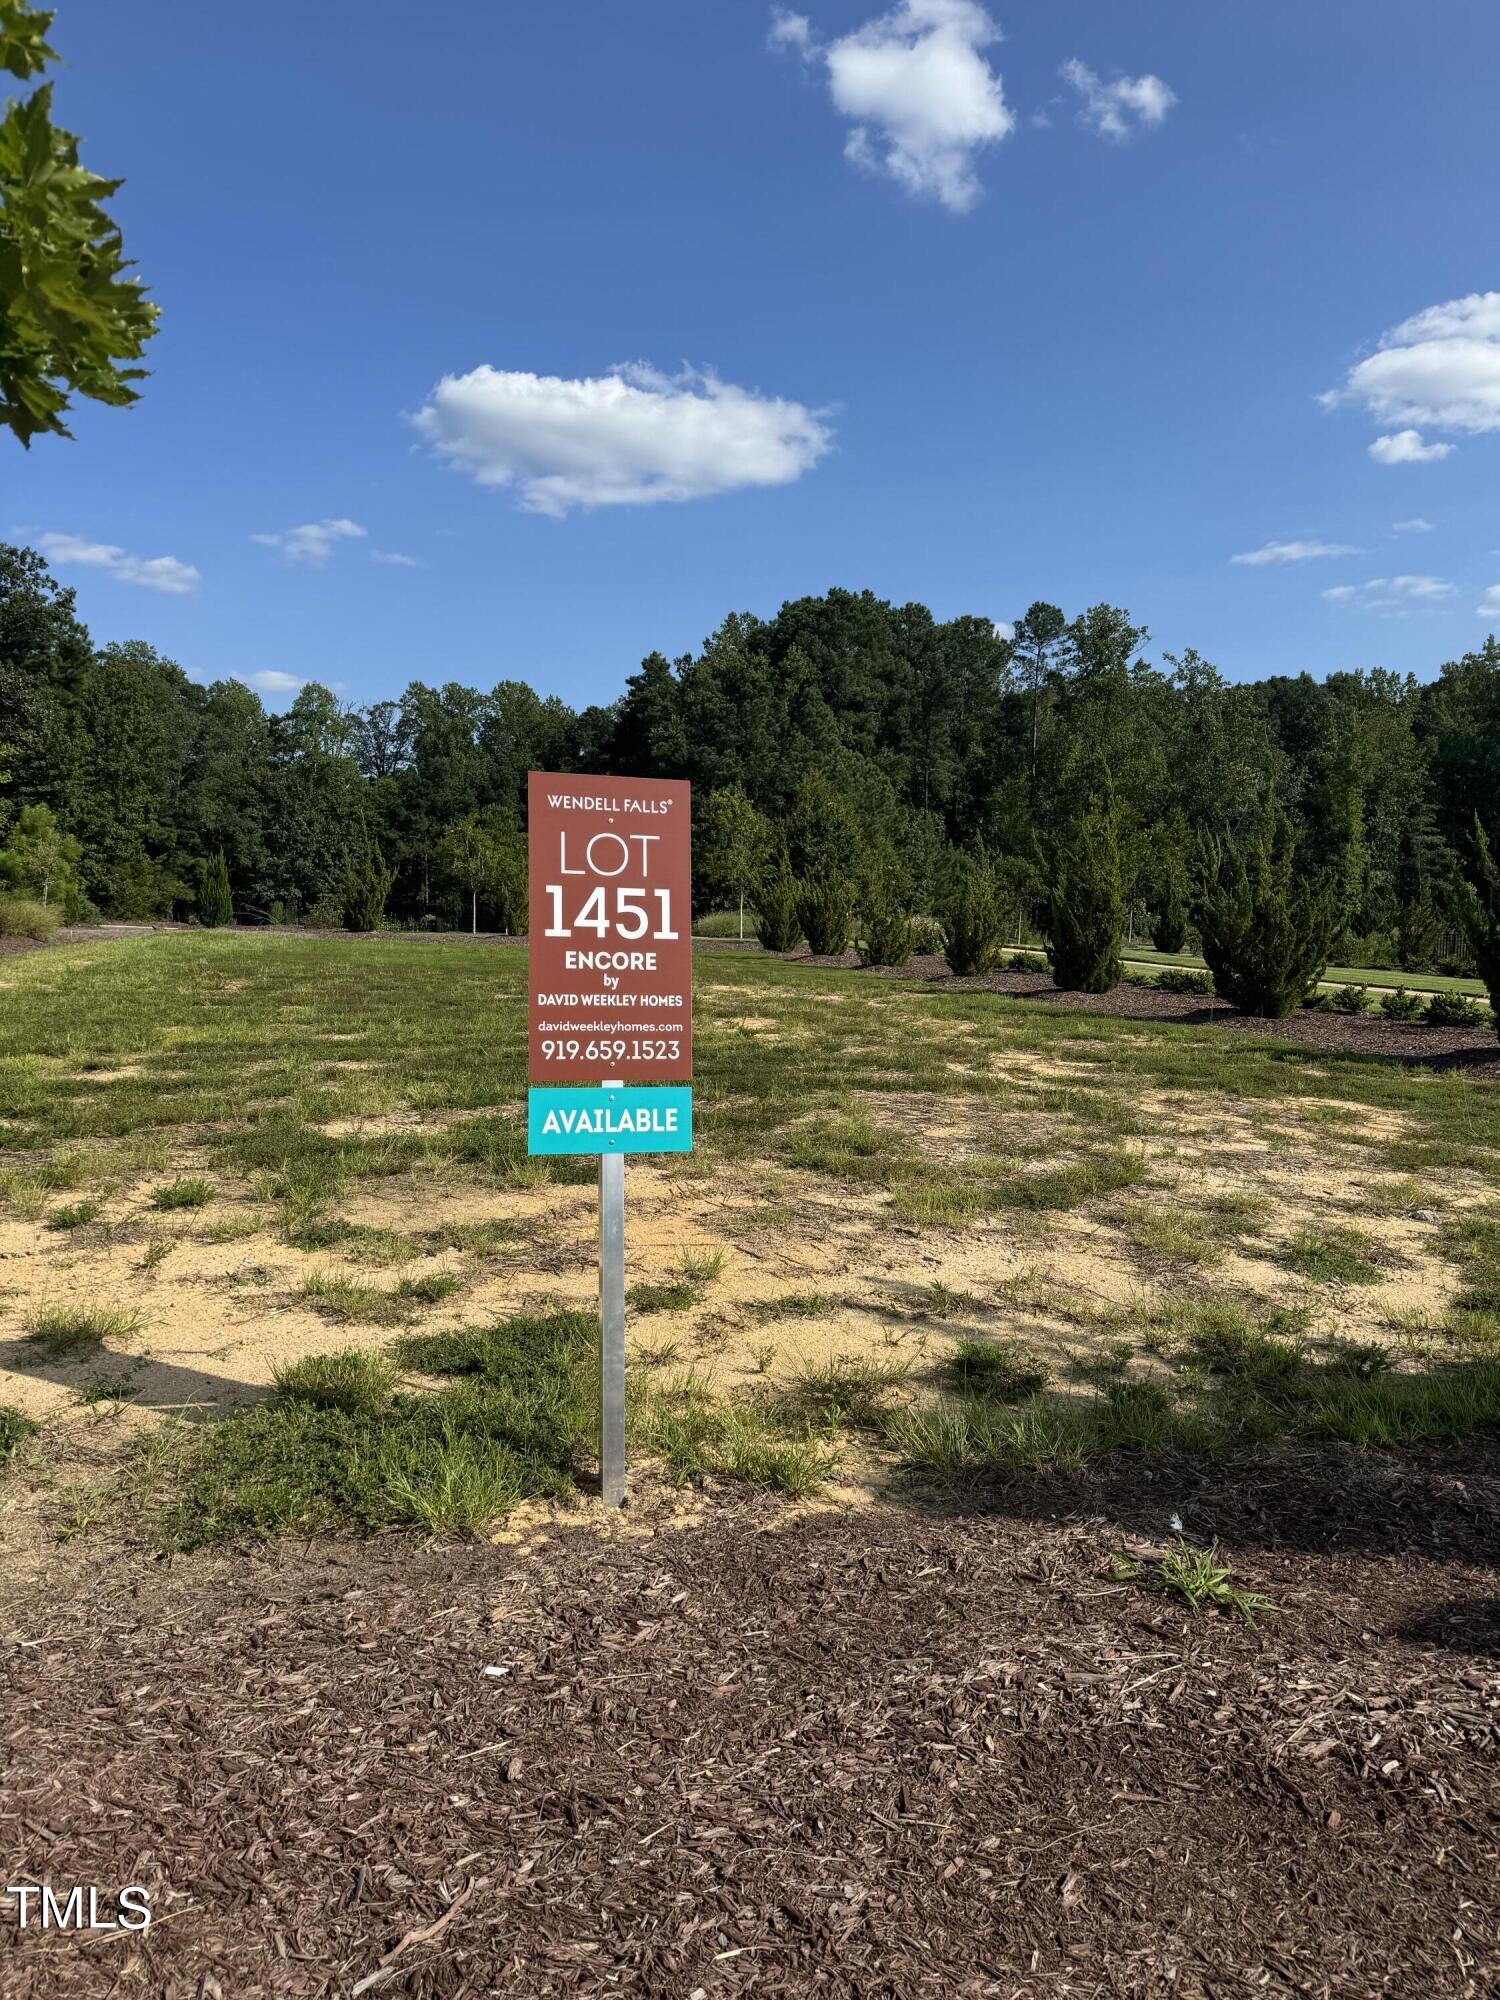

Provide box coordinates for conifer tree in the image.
[340,842,394,933]
[856,854,913,968]
[797,869,855,957]
[197,850,233,928]
[751,849,802,953]
[1193,805,1338,1017]
[1453,817,1500,1040]
[1047,791,1125,993]
[936,845,1005,976]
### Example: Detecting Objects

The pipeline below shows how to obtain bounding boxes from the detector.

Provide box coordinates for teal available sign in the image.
[527,1084,693,1156]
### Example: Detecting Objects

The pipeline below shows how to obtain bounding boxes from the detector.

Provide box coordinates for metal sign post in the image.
[525,775,693,1511]
[598,1141,627,1512]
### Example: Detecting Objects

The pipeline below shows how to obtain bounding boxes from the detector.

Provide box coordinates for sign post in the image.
[526,773,693,1509]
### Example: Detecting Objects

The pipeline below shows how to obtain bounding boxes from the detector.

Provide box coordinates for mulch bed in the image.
[3,1446,1498,1997]
[790,949,1500,1072]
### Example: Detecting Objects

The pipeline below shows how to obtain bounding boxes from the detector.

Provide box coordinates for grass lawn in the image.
[1,931,1498,1551]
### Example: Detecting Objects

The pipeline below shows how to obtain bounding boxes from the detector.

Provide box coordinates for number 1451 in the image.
[543,886,679,940]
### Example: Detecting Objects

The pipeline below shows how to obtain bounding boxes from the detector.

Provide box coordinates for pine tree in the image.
[1454,817,1500,1041]
[197,850,233,928]
[1151,835,1190,954]
[1047,796,1125,994]
[856,855,913,968]
[1193,806,1338,1018]
[341,843,394,933]
[797,870,855,957]
[751,850,802,954]
[1394,825,1441,972]
[936,846,1005,976]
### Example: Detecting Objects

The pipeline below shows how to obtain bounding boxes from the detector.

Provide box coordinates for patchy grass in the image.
[45,1199,103,1232]
[150,1177,216,1212]
[944,1339,1050,1403]
[0,1404,40,1463]
[24,1304,143,1360]
[272,1348,400,1417]
[158,1311,595,1547]
[1282,1227,1385,1286]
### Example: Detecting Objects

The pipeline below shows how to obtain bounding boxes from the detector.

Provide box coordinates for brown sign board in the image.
[527,773,693,1085]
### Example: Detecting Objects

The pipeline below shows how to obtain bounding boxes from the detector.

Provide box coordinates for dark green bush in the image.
[857,862,913,968]
[1379,985,1426,1022]
[1156,966,1213,996]
[198,851,234,929]
[751,855,802,953]
[1047,803,1124,994]
[936,848,1005,976]
[1426,989,1489,1030]
[797,871,855,957]
[1193,808,1338,1018]
[341,845,394,933]
[1454,818,1500,1043]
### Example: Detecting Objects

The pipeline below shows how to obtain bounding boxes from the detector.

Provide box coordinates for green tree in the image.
[796,870,855,957]
[436,809,517,934]
[197,849,233,928]
[0,799,79,910]
[1453,818,1500,1040]
[1151,828,1190,954]
[1194,807,1339,1018]
[1011,601,1067,787]
[1394,824,1441,972]
[856,854,913,968]
[697,785,772,938]
[1,2,159,443]
[936,845,1006,976]
[1047,791,1125,994]
[341,841,393,933]
[751,848,802,953]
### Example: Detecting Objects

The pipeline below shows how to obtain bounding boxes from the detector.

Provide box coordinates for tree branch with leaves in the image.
[1,1,159,444]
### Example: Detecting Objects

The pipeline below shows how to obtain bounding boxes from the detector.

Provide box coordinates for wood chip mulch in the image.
[3,1445,1498,1997]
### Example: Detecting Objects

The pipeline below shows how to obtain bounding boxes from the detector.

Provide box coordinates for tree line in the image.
[3,542,1499,1022]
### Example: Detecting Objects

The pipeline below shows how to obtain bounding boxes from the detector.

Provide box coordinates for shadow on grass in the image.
[0,1338,268,1420]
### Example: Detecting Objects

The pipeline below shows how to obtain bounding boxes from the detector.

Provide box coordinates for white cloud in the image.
[992,619,1014,642]
[768,8,812,53]
[1328,294,1500,459]
[1477,586,1500,620]
[1369,429,1455,466]
[1061,58,1176,141]
[1393,517,1436,534]
[37,532,200,595]
[247,670,305,694]
[412,362,832,516]
[372,550,422,568]
[1325,574,1457,613]
[773,1,1014,213]
[252,518,368,565]
[1232,538,1363,566]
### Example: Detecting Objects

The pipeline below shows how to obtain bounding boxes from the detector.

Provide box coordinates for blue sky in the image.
[10,0,1500,709]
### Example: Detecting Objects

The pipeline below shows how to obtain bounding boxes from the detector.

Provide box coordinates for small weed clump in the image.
[272,1348,399,1416]
[945,1338,1049,1403]
[45,1200,103,1231]
[1122,1542,1278,1624]
[0,1405,40,1464]
[25,1305,142,1360]
[627,1278,697,1314]
[788,1354,909,1428]
[1283,1227,1384,1286]
[74,1373,142,1407]
[150,1177,215,1212]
